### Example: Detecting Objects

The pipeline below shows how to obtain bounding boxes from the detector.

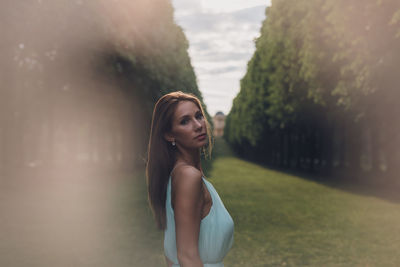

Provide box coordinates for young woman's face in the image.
[167,100,207,149]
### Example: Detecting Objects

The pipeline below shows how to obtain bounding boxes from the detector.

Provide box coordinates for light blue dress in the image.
[164,175,234,267]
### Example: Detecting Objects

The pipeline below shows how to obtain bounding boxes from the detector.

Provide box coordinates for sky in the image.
[171,0,271,116]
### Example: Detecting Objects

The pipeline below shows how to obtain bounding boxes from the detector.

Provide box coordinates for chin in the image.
[193,142,207,149]
[198,140,208,147]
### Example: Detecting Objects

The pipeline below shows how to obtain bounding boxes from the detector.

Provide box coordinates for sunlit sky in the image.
[172,0,271,116]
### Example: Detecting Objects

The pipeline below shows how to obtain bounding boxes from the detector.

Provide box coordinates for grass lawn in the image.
[118,137,400,266]
[4,138,398,266]
[207,138,400,266]
[121,137,400,266]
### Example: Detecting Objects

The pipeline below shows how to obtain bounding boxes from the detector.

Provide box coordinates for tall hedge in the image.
[225,0,400,184]
[0,0,206,172]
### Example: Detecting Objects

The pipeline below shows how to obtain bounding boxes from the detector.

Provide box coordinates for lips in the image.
[195,133,207,139]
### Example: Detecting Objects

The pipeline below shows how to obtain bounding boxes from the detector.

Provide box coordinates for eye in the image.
[196,113,204,120]
[180,118,188,125]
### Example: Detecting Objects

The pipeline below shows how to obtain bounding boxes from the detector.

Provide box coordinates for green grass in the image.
[7,137,398,266]
[127,137,400,266]
[207,139,400,266]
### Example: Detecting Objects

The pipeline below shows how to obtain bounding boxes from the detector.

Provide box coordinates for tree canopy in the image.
[225,0,400,182]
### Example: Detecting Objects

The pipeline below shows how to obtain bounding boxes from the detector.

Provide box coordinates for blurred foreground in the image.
[0,168,163,266]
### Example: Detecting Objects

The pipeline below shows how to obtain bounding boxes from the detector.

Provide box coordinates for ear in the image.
[164,132,174,143]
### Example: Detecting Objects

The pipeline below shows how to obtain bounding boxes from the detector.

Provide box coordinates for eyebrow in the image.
[178,110,202,120]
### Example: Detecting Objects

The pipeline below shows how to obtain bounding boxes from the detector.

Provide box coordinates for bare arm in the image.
[172,166,204,267]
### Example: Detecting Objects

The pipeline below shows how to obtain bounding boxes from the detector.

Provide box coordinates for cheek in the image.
[174,126,191,140]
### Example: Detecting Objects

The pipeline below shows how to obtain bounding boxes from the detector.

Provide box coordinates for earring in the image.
[172,140,176,146]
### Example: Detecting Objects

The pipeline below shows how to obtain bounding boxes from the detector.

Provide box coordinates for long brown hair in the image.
[146,91,213,230]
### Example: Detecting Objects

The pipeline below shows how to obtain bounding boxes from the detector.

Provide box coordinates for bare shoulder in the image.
[171,165,204,212]
[171,164,203,193]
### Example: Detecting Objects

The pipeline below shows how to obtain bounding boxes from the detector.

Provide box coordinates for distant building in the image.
[212,111,225,137]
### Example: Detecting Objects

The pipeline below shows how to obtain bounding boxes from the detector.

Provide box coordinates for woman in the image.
[146,91,234,267]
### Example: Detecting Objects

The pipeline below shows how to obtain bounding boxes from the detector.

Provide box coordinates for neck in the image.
[175,147,202,171]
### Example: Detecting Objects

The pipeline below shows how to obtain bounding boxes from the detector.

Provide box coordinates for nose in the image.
[194,118,202,130]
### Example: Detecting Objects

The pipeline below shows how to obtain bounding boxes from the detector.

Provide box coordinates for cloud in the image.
[197,65,242,75]
[172,0,203,16]
[176,6,265,32]
[172,1,268,114]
